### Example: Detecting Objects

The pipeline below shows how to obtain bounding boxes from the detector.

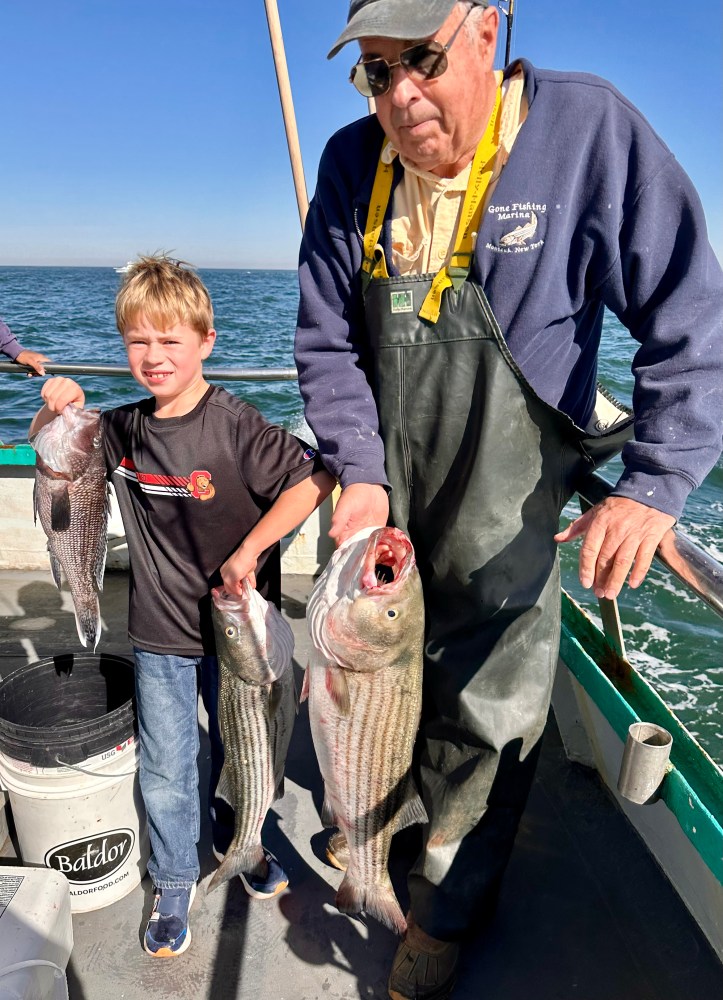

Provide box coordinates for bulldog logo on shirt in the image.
[187,469,215,501]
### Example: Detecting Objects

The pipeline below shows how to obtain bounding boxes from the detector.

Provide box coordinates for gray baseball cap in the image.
[328,0,489,60]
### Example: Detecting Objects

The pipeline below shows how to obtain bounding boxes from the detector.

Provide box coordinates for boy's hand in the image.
[220,543,258,596]
[29,376,86,438]
[41,376,86,413]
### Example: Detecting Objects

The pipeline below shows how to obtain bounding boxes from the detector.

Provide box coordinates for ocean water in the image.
[1,266,721,765]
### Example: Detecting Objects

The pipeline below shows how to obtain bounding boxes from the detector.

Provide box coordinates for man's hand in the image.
[329,483,389,547]
[15,349,51,376]
[554,495,676,600]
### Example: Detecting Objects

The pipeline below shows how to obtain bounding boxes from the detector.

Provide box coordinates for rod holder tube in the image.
[617,722,673,804]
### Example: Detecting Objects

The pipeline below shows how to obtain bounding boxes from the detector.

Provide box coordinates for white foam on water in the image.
[626,621,672,647]
[647,572,698,604]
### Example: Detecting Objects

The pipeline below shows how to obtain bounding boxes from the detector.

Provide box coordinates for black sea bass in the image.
[208,580,296,893]
[31,405,109,650]
[305,526,427,934]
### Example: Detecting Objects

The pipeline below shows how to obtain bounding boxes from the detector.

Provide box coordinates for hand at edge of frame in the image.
[16,349,51,376]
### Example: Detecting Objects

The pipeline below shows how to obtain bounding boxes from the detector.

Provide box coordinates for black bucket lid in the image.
[0,652,136,767]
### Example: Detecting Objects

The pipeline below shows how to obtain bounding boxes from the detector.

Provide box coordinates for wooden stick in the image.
[264,0,309,230]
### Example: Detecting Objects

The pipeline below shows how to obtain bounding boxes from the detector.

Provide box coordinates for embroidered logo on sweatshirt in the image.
[485,201,546,255]
[115,458,215,501]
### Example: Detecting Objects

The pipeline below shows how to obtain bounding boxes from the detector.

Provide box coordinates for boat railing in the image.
[0,361,297,381]
[2,359,722,625]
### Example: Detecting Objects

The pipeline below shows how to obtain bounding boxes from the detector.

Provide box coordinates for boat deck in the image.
[1,567,722,1000]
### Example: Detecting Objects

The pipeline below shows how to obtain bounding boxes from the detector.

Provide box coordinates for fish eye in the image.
[386,609,398,619]
[225,626,235,638]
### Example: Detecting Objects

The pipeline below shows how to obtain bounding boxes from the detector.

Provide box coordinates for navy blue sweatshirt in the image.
[295,60,723,520]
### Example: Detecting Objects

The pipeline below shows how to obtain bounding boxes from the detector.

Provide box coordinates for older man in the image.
[295,1,723,997]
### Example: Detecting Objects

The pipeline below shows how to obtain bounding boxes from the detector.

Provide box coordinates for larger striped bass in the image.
[31,405,110,651]
[305,526,427,934]
[207,581,296,892]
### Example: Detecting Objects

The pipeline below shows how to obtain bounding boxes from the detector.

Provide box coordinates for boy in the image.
[30,255,335,957]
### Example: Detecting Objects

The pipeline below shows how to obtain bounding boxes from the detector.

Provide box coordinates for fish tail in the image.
[336,874,407,935]
[207,843,265,894]
[74,597,101,651]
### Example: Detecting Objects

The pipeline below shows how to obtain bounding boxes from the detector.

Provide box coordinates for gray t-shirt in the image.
[102,384,322,655]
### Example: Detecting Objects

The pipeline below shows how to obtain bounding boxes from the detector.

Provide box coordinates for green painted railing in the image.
[561,590,723,885]
[0,444,35,466]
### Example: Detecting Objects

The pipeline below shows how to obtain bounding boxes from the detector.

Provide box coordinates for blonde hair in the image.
[115,254,214,337]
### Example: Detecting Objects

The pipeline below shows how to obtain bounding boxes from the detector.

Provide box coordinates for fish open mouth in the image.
[361,527,415,593]
[211,585,252,620]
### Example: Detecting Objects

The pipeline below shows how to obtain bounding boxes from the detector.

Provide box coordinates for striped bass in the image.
[31,405,109,650]
[207,580,296,892]
[305,526,427,934]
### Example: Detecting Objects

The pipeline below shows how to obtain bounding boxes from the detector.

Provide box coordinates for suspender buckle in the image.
[447,262,471,291]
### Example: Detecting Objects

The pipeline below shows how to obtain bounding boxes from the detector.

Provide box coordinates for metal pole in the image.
[0,361,297,381]
[264,0,309,231]
[505,0,515,66]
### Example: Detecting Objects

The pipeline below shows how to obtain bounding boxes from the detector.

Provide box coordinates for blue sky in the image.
[2,0,721,268]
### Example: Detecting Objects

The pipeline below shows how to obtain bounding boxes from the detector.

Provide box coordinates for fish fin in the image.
[50,486,72,532]
[336,875,407,935]
[33,480,38,525]
[299,664,310,703]
[93,486,111,592]
[394,783,428,833]
[267,680,283,720]
[75,597,101,651]
[215,764,234,808]
[48,549,63,589]
[325,664,351,716]
[320,790,336,828]
[274,775,285,801]
[207,843,265,894]
[93,546,107,593]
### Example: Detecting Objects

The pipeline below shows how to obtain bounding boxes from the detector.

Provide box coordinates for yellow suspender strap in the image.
[361,141,394,291]
[418,85,502,324]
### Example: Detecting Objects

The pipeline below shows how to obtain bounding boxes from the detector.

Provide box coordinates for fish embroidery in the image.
[499,210,538,247]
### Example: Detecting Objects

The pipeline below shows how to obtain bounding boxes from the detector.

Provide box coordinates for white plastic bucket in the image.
[0,654,149,912]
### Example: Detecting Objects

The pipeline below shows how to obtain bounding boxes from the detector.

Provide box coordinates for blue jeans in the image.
[133,648,233,888]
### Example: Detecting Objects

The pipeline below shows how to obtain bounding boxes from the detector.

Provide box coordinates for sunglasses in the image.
[349,5,473,98]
